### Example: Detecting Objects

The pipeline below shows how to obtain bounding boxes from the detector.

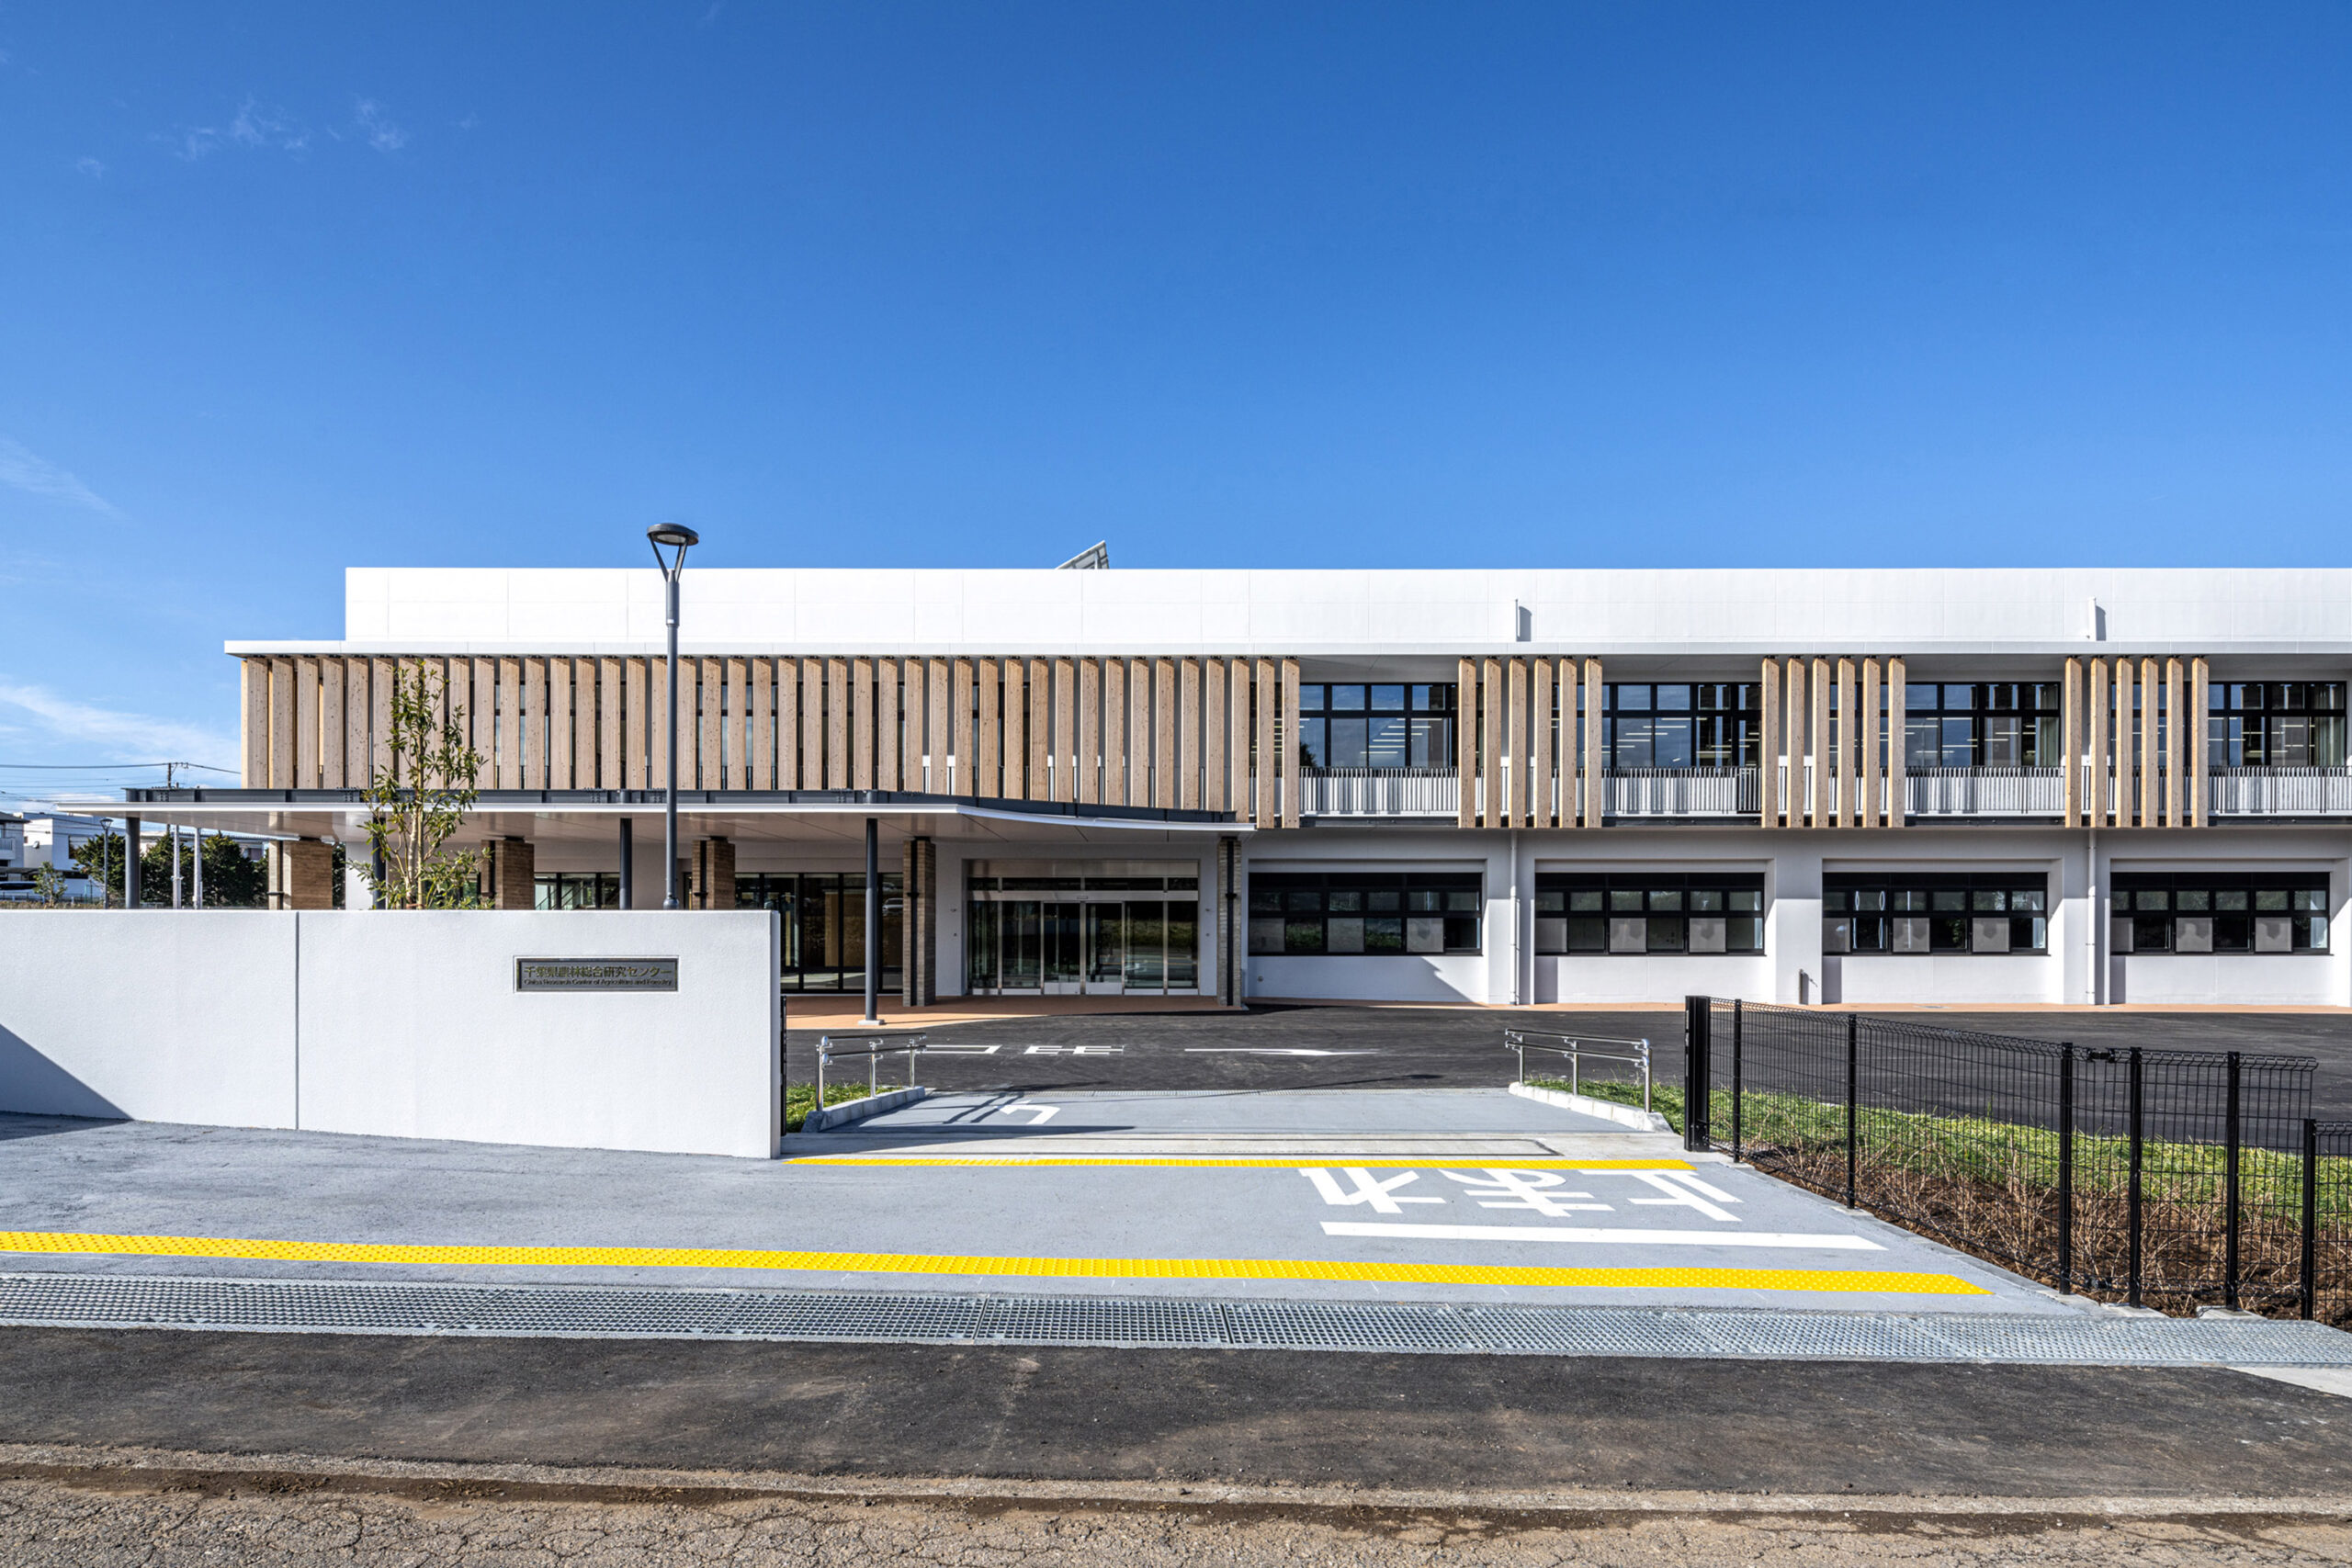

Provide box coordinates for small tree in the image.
[359,664,487,909]
[29,863,66,908]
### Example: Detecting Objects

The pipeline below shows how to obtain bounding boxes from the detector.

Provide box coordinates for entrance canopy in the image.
[112,787,1246,853]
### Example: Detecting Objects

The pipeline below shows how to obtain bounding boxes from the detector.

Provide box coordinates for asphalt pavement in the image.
[789,1003,2352,1115]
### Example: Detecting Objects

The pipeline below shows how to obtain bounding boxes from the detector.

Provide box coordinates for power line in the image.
[0,761,236,772]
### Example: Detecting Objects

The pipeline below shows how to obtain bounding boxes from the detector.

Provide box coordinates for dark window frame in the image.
[1902,682,2062,770]
[2207,682,2347,769]
[1600,683,1761,771]
[1825,872,2050,955]
[1248,871,1482,956]
[2111,871,2330,955]
[1295,682,1456,771]
[1534,872,1765,956]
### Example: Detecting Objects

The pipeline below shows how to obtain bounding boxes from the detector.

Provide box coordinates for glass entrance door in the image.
[1041,901,1084,993]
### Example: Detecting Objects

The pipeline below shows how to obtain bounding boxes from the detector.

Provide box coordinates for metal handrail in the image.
[816,1032,930,1100]
[1504,1029,1652,1112]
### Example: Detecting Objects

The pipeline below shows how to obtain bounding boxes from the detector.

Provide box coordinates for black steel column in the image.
[1730,998,1745,1165]
[2224,1050,2244,1311]
[2128,1046,2145,1310]
[617,818,634,909]
[1682,996,1711,1153]
[1844,1011,1859,1210]
[2057,1043,2075,1293]
[861,816,880,1025]
[2301,1118,2319,1322]
[123,816,141,909]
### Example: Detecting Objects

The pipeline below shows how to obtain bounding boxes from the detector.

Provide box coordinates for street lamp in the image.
[648,523,700,910]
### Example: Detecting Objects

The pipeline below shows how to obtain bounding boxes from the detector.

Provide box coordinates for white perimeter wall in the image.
[0,912,297,1125]
[0,911,781,1157]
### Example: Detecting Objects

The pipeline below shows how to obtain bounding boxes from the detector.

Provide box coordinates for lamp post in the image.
[647,523,700,910]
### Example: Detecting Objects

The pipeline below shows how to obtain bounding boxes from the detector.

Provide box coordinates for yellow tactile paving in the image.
[786,1156,1694,1170]
[0,1231,1986,1296]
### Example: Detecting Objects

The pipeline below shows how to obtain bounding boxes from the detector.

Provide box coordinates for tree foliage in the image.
[69,829,269,907]
[360,663,487,909]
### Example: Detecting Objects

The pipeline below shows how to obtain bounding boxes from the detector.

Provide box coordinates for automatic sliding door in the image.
[1166,901,1199,989]
[1086,904,1125,992]
[1003,901,1043,990]
[1043,902,1083,991]
[1124,900,1169,991]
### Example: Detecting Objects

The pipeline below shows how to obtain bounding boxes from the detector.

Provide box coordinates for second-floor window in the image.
[1296,684,1455,770]
[1903,683,2061,769]
[1600,684,1760,770]
[2209,683,2346,768]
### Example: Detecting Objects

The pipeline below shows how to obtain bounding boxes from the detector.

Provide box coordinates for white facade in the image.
[178,564,2352,1010]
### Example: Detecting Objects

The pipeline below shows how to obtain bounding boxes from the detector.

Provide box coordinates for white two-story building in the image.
[132,564,2352,1008]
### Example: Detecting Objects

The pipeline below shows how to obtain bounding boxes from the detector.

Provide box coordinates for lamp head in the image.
[647,523,700,550]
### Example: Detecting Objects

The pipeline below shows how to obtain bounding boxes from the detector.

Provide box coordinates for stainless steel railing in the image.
[816,1032,929,1101]
[1504,1028,1652,1112]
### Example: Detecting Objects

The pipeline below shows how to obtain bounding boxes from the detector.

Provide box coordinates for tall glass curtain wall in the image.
[736,873,903,993]
[966,872,1200,993]
[1903,684,2062,768]
[1295,684,1454,770]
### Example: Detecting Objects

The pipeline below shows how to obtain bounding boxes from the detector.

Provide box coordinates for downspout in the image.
[2087,824,2100,1005]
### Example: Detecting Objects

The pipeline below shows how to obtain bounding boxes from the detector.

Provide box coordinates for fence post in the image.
[1730,998,1745,1165]
[1844,1012,1859,1210]
[1683,996,1711,1153]
[2224,1051,2243,1311]
[2128,1045,2144,1311]
[2303,1117,2319,1322]
[2057,1043,2074,1294]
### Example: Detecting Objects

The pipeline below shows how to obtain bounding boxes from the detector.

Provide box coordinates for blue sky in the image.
[3,3,2349,797]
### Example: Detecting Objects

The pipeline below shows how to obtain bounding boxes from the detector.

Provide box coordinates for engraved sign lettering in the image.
[515,958,678,992]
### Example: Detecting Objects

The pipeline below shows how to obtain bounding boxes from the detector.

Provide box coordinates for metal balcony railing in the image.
[2209,767,2352,817]
[1600,768,1757,818]
[1294,768,1459,818]
[1905,767,2064,817]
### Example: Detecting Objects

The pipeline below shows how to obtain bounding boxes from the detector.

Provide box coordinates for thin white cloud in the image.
[230,98,311,153]
[74,156,105,177]
[0,681,238,772]
[356,99,406,152]
[0,438,115,513]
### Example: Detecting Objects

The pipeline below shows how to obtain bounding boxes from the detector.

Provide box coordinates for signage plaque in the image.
[515,957,678,993]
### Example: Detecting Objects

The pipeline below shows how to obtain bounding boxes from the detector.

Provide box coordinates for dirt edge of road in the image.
[3,1441,2347,1537]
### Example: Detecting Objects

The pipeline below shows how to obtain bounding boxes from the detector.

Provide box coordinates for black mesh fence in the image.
[1681,997,2328,1317]
[2315,1122,2352,1329]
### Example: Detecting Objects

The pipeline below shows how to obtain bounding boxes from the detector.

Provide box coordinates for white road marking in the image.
[1300,1168,1447,1213]
[1442,1168,1612,1215]
[994,1105,1060,1124]
[1022,1045,1125,1056]
[928,1044,1002,1055]
[1657,1169,1740,1203]
[1182,1048,1379,1056]
[1626,1170,1741,1223]
[1319,1222,1883,1251]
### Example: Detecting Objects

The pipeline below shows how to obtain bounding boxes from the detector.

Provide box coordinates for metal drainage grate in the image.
[0,1274,2348,1366]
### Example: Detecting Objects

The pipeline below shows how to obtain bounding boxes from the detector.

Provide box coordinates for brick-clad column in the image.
[490,837,537,909]
[694,837,735,910]
[273,838,336,910]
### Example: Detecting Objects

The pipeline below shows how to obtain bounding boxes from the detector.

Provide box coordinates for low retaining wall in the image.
[0,911,780,1159]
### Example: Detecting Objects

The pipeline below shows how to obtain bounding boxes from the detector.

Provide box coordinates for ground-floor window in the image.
[534,873,622,909]
[2112,872,2329,954]
[738,872,902,993]
[1826,873,2047,955]
[1248,872,1481,956]
[1536,873,1764,955]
